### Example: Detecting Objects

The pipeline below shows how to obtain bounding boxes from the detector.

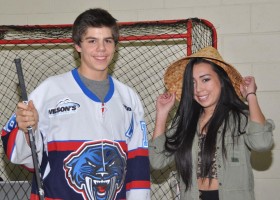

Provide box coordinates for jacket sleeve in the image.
[244,119,275,152]
[126,92,150,200]
[148,131,175,170]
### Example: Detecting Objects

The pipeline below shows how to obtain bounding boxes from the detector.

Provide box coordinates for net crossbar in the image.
[0,18,217,200]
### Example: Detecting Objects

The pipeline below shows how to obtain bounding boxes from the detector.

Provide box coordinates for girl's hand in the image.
[240,76,257,101]
[153,92,176,139]
[156,92,176,115]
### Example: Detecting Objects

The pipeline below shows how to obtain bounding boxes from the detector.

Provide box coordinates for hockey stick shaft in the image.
[14,58,45,200]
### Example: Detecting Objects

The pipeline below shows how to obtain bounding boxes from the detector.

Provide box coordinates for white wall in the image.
[0,0,279,199]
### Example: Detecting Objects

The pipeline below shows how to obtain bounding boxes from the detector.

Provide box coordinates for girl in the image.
[149,46,274,200]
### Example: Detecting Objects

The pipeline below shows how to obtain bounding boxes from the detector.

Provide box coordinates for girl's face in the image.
[193,62,221,113]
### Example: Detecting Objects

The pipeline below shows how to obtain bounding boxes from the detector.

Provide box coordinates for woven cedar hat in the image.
[164,46,243,101]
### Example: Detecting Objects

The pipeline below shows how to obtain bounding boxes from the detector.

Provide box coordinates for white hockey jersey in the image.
[2,68,150,200]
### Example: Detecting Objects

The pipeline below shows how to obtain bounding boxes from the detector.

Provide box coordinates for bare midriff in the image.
[197,178,219,190]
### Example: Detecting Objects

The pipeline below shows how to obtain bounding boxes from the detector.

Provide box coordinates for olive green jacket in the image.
[149,117,274,200]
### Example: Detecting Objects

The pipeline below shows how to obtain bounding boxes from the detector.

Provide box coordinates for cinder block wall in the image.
[0,0,279,199]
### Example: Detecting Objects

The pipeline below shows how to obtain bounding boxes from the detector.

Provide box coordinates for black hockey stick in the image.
[14,58,45,200]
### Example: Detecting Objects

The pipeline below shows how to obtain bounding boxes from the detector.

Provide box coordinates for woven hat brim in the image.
[164,52,243,101]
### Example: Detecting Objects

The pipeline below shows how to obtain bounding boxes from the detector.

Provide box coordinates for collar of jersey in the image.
[71,68,114,103]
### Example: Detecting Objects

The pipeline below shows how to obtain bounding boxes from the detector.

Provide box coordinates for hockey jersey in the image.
[1,68,150,200]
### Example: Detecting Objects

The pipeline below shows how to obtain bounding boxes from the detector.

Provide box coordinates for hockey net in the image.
[0,18,216,199]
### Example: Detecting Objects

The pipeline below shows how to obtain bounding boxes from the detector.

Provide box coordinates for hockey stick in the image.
[14,58,45,200]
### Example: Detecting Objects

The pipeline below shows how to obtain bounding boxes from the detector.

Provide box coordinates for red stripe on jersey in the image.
[118,141,128,152]
[6,127,19,159]
[126,180,150,190]
[128,148,148,159]
[1,129,8,137]
[48,141,83,151]
[48,140,128,152]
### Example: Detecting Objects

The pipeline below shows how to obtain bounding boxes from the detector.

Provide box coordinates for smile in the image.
[197,95,208,101]
[95,56,107,60]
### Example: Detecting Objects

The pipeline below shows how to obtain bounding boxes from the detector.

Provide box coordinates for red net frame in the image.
[0,19,216,50]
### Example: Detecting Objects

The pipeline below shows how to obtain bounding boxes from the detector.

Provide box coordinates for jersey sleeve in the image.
[2,113,43,171]
[1,87,45,171]
[125,92,150,200]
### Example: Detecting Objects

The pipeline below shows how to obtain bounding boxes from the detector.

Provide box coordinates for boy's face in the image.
[75,26,116,80]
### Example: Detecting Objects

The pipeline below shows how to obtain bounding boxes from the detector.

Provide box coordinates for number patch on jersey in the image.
[140,121,148,148]
[3,113,17,133]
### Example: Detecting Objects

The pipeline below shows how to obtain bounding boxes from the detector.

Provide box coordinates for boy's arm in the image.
[126,93,150,200]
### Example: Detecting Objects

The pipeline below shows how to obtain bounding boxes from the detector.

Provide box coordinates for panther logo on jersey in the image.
[64,140,127,200]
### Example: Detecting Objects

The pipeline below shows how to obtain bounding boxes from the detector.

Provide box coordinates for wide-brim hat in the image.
[164,46,243,101]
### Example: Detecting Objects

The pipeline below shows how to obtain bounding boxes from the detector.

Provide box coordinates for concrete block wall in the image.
[0,0,279,199]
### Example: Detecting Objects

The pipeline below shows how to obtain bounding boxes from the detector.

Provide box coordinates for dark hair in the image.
[165,58,248,189]
[72,8,119,46]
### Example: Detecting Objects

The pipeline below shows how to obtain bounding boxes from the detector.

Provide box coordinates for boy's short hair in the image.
[72,8,119,46]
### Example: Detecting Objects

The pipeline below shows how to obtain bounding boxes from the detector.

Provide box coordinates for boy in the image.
[2,8,150,200]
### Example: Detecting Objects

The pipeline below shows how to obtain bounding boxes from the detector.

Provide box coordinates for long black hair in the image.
[165,58,248,189]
